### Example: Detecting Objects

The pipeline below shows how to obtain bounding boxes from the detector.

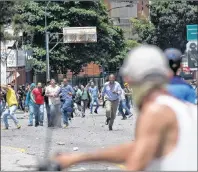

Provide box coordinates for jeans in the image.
[3,105,19,128]
[0,101,6,116]
[28,104,34,125]
[34,104,44,124]
[90,97,99,113]
[0,102,2,115]
[50,104,61,127]
[61,99,72,125]
[81,100,88,116]
[118,99,131,117]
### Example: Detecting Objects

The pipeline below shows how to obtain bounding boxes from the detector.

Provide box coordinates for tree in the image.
[149,1,198,52]
[13,1,125,74]
[130,17,156,44]
[0,1,15,40]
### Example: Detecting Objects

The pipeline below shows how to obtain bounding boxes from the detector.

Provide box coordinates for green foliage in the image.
[0,1,15,40]
[150,1,198,52]
[131,1,198,53]
[13,1,125,74]
[131,18,156,44]
[126,39,140,49]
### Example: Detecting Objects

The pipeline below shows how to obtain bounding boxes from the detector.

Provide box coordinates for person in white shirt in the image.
[45,79,61,127]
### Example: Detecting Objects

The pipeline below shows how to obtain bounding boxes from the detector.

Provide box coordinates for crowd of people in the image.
[0,76,134,130]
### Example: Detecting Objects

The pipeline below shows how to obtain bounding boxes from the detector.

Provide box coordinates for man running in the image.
[54,45,197,171]
[1,84,21,130]
[165,48,196,104]
[59,78,75,128]
[101,74,122,131]
[89,82,99,114]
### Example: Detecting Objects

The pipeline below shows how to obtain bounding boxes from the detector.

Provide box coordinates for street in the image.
[1,108,137,171]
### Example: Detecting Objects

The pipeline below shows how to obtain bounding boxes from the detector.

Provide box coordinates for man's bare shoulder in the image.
[140,102,176,128]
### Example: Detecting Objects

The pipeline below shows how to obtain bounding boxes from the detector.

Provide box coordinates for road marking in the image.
[1,146,26,153]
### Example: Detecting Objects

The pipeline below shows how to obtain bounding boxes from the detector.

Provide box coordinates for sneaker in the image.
[121,116,127,120]
[63,124,69,128]
[109,126,113,131]
[94,109,98,114]
[28,124,33,126]
[82,115,85,118]
[17,124,21,129]
[39,123,43,126]
[35,123,39,127]
[105,118,110,125]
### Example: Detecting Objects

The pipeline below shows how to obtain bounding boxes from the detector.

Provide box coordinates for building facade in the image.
[104,0,149,39]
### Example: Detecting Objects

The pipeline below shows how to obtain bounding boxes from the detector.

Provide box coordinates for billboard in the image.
[63,27,97,43]
[6,50,26,67]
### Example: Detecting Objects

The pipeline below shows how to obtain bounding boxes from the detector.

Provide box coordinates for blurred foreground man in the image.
[53,45,197,171]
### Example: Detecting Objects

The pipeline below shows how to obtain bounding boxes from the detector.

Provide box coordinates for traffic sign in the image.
[186,25,198,41]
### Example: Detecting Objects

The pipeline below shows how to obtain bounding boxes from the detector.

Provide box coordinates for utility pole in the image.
[45,1,50,82]
[46,32,50,81]
[15,41,19,90]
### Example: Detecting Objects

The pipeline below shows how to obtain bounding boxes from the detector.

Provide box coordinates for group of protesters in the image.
[0,76,134,130]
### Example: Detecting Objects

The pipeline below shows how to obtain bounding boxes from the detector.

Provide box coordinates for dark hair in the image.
[169,59,181,75]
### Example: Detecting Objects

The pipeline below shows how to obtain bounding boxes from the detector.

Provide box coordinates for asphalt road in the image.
[1,107,137,171]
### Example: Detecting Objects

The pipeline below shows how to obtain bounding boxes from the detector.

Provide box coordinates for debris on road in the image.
[73,147,79,151]
[56,142,65,145]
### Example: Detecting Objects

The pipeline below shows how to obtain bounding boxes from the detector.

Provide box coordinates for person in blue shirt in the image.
[59,78,75,128]
[101,74,122,131]
[89,82,100,114]
[25,83,36,126]
[165,48,196,104]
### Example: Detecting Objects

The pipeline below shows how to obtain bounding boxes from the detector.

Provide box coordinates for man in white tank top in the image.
[49,45,197,171]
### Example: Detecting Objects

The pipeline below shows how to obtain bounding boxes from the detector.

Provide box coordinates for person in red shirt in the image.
[32,82,44,127]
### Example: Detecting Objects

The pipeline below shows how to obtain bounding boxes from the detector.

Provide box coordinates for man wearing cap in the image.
[165,48,196,104]
[53,45,197,171]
